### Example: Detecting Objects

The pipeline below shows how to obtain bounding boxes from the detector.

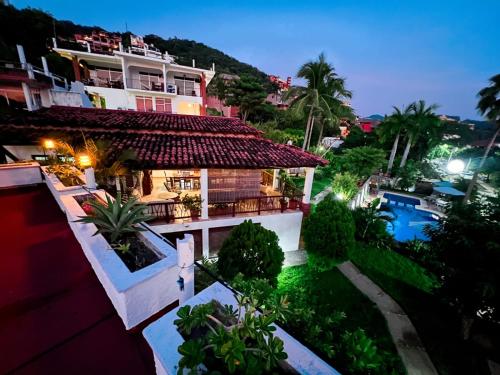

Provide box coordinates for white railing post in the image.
[177,234,195,304]
[200,169,209,219]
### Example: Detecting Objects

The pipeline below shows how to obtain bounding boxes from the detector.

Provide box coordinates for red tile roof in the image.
[9,106,260,135]
[0,107,327,169]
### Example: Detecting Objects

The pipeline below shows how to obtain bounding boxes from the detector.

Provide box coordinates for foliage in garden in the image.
[332,172,359,201]
[175,294,289,374]
[217,220,284,285]
[303,196,355,270]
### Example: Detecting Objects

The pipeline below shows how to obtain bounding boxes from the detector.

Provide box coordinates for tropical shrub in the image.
[76,192,152,243]
[303,196,355,270]
[174,293,289,374]
[341,146,386,178]
[425,199,500,335]
[351,198,394,247]
[394,161,419,191]
[332,172,359,201]
[217,220,284,285]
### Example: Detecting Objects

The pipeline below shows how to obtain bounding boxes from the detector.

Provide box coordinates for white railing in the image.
[348,177,371,210]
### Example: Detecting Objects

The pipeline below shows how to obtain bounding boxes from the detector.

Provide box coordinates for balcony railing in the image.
[83,78,124,89]
[146,194,303,224]
[126,78,177,93]
[145,201,199,223]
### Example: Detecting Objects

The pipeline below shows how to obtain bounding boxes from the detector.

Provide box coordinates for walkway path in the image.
[0,185,155,375]
[337,261,438,375]
[312,185,332,205]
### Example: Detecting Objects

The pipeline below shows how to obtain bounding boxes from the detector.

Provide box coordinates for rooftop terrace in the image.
[0,185,155,374]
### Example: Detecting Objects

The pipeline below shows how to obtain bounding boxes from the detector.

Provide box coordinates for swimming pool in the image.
[382,193,439,242]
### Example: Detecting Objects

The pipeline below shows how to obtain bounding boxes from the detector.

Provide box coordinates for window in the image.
[155,97,172,113]
[136,96,153,112]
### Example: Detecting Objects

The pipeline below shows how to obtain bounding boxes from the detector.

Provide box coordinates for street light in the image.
[78,154,96,189]
[447,159,465,174]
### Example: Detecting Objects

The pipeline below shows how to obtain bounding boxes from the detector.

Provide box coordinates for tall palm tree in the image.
[377,104,414,175]
[286,53,352,150]
[464,74,500,203]
[399,100,440,168]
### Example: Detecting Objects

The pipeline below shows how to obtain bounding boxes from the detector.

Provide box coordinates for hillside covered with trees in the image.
[0,3,269,85]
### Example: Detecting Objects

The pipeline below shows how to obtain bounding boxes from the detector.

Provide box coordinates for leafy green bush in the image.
[303,196,355,270]
[217,220,284,285]
[174,294,289,374]
[332,172,359,201]
[339,328,399,374]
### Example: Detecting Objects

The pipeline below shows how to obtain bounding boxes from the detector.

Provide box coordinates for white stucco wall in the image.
[152,211,303,256]
[61,191,183,330]
[0,162,42,188]
[143,282,339,375]
[85,86,131,110]
[41,166,87,212]
[50,90,84,107]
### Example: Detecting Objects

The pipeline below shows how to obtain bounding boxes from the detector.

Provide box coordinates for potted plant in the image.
[181,194,203,218]
[209,202,229,216]
[75,193,160,272]
[46,164,84,187]
[174,292,295,374]
[285,182,299,210]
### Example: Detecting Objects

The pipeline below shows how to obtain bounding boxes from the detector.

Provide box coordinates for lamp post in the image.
[78,154,96,189]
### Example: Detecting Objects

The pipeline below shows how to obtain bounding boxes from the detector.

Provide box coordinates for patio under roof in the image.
[0,106,327,169]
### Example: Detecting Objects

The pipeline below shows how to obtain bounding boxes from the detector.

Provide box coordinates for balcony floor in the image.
[0,185,155,375]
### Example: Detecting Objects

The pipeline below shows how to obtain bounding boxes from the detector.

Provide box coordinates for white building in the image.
[53,38,215,116]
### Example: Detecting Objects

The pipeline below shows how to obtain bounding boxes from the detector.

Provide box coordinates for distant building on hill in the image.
[358,117,381,133]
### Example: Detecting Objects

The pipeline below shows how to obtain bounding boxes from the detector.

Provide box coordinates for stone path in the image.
[312,186,332,205]
[283,250,307,267]
[337,261,438,375]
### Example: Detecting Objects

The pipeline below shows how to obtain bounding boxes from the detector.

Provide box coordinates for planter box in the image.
[41,166,87,212]
[0,162,42,188]
[143,282,339,375]
[61,191,185,330]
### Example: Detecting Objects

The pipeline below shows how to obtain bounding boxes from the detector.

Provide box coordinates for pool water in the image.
[381,194,439,242]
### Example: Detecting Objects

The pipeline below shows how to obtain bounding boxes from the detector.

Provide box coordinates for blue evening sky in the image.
[12,0,500,120]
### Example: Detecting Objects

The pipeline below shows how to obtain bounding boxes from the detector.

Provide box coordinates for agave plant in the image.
[76,193,153,243]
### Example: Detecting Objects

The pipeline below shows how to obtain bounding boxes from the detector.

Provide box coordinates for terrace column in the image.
[302,167,315,215]
[272,169,280,190]
[200,169,209,219]
[71,56,81,82]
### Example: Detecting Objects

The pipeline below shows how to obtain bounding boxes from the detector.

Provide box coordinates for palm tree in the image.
[464,74,500,203]
[399,100,440,168]
[286,53,352,150]
[377,104,413,175]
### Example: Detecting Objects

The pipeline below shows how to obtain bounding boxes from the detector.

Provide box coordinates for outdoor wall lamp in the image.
[78,154,97,189]
[43,139,55,149]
